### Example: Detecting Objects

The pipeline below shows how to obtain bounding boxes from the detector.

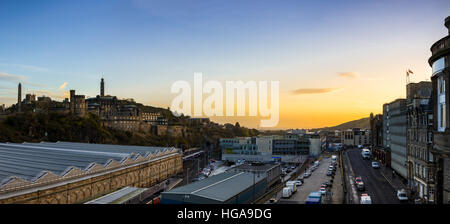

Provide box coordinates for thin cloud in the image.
[291,88,342,95]
[338,72,359,79]
[58,82,68,90]
[0,63,49,73]
[0,72,26,82]
[0,72,47,87]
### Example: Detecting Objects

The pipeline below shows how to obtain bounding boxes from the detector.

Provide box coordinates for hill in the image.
[0,112,259,150]
[313,117,370,131]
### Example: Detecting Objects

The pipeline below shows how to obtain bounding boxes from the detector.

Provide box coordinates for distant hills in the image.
[312,117,370,131]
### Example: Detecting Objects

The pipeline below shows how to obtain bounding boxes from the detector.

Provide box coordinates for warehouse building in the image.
[161,170,267,204]
[231,163,281,188]
[0,141,182,204]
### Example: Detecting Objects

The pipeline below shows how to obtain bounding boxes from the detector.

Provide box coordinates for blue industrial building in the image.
[161,170,267,204]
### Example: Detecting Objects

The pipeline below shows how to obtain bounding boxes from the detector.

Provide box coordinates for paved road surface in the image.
[277,157,335,204]
[344,148,400,204]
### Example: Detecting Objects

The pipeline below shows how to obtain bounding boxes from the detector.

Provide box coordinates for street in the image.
[343,148,400,204]
[271,156,342,204]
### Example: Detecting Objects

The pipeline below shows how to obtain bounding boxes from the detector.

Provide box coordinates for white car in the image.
[319,187,326,195]
[294,180,303,187]
[371,161,380,169]
[397,189,408,201]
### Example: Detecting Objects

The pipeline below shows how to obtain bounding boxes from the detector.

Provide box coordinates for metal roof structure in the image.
[85,187,148,204]
[162,170,266,203]
[0,141,179,189]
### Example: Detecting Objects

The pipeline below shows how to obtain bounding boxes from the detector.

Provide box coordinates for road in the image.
[344,148,399,204]
[274,157,336,204]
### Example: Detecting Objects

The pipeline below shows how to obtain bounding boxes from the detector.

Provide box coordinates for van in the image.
[282,187,292,198]
[362,149,371,159]
[360,194,372,204]
[286,181,297,193]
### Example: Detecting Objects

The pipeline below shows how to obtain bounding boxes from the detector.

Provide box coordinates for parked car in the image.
[304,171,311,178]
[397,189,408,202]
[268,198,277,204]
[322,181,329,187]
[297,176,304,182]
[319,187,326,195]
[326,170,333,176]
[355,177,362,185]
[357,182,365,191]
[294,180,303,187]
[372,161,380,169]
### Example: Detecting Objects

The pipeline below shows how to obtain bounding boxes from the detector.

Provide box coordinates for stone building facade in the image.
[405,81,435,203]
[429,16,450,204]
[0,151,182,204]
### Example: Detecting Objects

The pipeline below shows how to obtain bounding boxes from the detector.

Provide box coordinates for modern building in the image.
[308,134,322,158]
[429,16,450,204]
[405,81,435,203]
[160,170,267,204]
[384,99,408,179]
[220,135,310,163]
[0,142,182,204]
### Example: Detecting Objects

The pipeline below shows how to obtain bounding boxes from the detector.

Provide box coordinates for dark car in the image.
[357,182,365,191]
[326,170,333,176]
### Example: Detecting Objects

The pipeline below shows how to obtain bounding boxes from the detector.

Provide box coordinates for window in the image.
[432,57,445,75]
[438,76,446,132]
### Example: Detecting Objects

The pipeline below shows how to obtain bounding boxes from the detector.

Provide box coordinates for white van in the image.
[286,181,297,193]
[360,194,372,204]
[362,149,371,159]
[282,187,292,198]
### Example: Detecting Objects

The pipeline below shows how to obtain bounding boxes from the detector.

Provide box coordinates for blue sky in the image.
[1,0,450,128]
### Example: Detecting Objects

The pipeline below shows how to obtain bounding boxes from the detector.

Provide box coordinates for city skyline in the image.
[1,0,450,129]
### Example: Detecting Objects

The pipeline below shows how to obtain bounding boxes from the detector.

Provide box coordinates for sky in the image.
[0,0,449,129]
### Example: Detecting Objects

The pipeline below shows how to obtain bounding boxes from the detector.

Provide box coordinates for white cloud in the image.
[58,82,68,90]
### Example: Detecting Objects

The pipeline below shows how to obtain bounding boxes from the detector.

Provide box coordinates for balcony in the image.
[429,35,450,66]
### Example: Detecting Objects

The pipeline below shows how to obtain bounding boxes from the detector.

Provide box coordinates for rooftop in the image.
[232,163,279,172]
[0,141,179,188]
[85,187,147,204]
[162,170,266,202]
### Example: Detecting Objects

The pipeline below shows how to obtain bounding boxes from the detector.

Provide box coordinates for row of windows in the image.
[408,145,432,162]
